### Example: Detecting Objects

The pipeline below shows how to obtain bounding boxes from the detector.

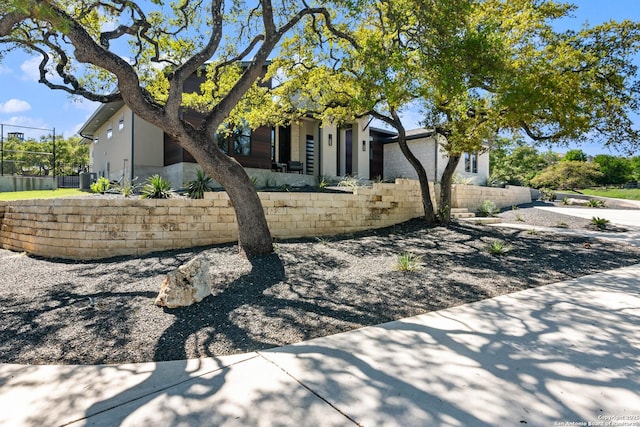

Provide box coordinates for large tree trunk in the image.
[397,136,438,224]
[388,112,438,224]
[437,154,462,224]
[184,134,273,257]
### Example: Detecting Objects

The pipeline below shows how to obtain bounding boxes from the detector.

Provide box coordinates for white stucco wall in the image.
[383,135,489,184]
[384,137,439,181]
[90,105,163,184]
[132,110,164,183]
[91,105,132,182]
[320,124,338,177]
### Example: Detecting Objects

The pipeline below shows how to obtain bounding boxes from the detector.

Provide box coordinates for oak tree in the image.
[0,0,350,256]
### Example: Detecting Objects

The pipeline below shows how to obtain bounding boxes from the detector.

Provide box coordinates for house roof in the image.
[78,99,125,140]
[383,128,435,144]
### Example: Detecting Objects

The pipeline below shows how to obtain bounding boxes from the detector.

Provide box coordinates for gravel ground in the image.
[1,204,639,365]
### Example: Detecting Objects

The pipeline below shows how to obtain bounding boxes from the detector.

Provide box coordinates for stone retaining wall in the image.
[0,180,530,260]
[0,179,425,259]
[452,185,531,211]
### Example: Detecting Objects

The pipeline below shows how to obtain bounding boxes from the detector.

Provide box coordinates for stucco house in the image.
[78,68,488,188]
[78,99,395,188]
[79,103,489,188]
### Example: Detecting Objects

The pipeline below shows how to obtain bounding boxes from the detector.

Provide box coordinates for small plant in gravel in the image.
[511,205,519,210]
[561,197,569,205]
[587,199,606,208]
[90,176,111,194]
[115,177,138,197]
[318,177,329,191]
[526,229,539,235]
[338,176,362,188]
[315,236,331,245]
[515,214,524,222]
[478,200,499,217]
[539,188,556,202]
[556,222,569,228]
[486,240,513,256]
[590,216,610,229]
[187,169,214,199]
[141,174,173,199]
[395,252,423,272]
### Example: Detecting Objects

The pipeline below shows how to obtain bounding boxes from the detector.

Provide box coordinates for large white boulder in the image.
[155,255,212,308]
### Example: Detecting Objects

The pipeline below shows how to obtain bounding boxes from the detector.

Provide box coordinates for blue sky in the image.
[0,1,639,156]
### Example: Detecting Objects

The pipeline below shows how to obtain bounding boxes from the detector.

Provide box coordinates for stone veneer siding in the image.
[0,180,530,260]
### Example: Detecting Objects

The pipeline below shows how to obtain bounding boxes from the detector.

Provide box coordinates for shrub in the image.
[452,174,474,185]
[538,188,556,202]
[530,161,603,190]
[590,216,610,229]
[187,169,214,199]
[478,200,499,217]
[587,199,606,208]
[486,240,513,256]
[90,176,111,194]
[395,252,423,272]
[337,176,364,188]
[141,175,173,199]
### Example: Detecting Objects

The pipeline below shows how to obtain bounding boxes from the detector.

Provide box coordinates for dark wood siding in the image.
[235,126,272,169]
[164,64,273,168]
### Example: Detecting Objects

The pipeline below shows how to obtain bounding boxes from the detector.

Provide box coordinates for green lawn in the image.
[0,188,87,201]
[580,188,640,201]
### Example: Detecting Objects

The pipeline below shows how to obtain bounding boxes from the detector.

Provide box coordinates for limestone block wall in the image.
[0,179,424,260]
[451,185,532,211]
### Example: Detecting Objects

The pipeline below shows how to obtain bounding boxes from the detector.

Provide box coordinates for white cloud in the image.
[1,116,52,139]
[20,56,43,81]
[0,98,32,114]
[0,64,12,75]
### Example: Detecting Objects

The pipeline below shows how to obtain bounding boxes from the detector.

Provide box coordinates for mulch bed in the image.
[1,205,639,365]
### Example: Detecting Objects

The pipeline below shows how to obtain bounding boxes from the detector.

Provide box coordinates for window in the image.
[216,120,252,156]
[118,115,125,131]
[106,126,113,140]
[233,120,251,156]
[464,152,478,174]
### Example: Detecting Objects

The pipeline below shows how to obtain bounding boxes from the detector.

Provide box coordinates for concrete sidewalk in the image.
[534,206,640,230]
[2,205,639,427]
[1,263,640,427]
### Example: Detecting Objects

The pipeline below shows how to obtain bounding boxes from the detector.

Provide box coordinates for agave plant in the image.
[486,240,513,256]
[141,175,173,199]
[187,169,214,199]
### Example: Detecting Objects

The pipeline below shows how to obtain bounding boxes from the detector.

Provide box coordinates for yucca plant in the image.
[590,216,610,229]
[187,169,214,199]
[587,199,606,208]
[478,200,499,217]
[486,240,513,256]
[395,252,424,272]
[141,174,173,199]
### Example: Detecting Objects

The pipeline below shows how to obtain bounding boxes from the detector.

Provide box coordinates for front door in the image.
[278,126,291,163]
